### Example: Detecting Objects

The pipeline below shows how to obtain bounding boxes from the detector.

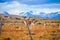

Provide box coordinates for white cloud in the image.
[0,1,60,15]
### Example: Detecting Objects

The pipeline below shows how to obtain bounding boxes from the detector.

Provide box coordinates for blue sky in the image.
[0,0,60,15]
[0,0,60,5]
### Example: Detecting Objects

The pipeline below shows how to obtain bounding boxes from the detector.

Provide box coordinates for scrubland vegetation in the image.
[0,14,60,40]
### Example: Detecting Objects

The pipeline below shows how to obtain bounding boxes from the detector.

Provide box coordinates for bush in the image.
[4,37,10,40]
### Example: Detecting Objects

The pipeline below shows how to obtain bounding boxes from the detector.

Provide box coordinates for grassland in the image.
[0,14,60,40]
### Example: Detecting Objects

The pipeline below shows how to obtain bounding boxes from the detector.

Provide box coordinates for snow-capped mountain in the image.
[47,12,60,18]
[20,11,60,18]
[20,11,33,17]
[3,11,9,15]
[0,11,9,15]
[0,11,60,18]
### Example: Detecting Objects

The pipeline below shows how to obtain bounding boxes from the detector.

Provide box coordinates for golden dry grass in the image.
[0,14,60,40]
[0,23,60,40]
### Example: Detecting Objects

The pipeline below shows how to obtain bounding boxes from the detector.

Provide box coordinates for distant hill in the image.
[0,13,60,23]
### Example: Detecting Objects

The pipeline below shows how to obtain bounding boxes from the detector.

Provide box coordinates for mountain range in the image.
[20,11,60,18]
[1,11,60,18]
